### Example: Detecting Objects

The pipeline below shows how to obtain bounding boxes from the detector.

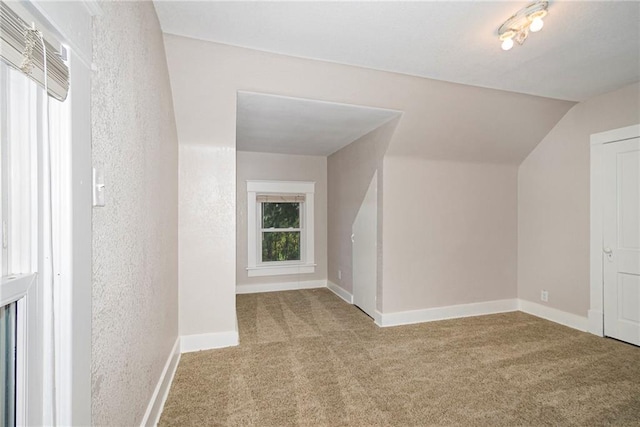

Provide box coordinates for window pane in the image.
[262,202,300,229]
[262,232,300,262]
[0,302,16,426]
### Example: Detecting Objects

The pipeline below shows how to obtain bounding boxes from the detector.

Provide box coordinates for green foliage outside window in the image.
[262,232,300,262]
[261,202,300,228]
[261,202,301,262]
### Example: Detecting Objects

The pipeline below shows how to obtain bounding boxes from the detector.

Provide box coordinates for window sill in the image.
[1,273,37,306]
[247,263,316,277]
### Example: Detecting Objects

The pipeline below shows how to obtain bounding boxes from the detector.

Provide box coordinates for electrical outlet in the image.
[541,290,549,302]
[338,270,342,280]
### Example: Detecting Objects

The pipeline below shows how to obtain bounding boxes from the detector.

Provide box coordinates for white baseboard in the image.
[588,309,604,336]
[327,280,353,304]
[180,330,239,353]
[140,337,181,427]
[374,310,383,325]
[236,279,326,294]
[518,299,588,332]
[376,298,518,327]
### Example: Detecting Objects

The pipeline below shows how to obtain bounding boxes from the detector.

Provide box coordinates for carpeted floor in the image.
[159,288,640,426]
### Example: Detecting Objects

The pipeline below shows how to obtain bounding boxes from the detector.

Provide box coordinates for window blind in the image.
[0,1,69,101]
[257,194,305,203]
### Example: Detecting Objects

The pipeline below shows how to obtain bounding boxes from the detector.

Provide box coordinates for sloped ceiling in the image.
[155,1,640,102]
[237,92,400,156]
[163,34,575,164]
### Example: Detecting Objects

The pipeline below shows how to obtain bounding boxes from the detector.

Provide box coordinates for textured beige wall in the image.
[179,143,236,335]
[92,3,179,425]
[383,158,519,312]
[163,34,572,332]
[236,151,327,286]
[327,119,399,306]
[518,82,640,317]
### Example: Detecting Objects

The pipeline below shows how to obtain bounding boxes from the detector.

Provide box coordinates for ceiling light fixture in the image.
[498,1,549,51]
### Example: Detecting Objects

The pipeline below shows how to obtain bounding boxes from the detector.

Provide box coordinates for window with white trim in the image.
[1,59,44,427]
[247,181,315,277]
[0,7,70,421]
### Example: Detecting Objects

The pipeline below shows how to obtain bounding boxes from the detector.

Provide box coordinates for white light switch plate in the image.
[92,167,105,207]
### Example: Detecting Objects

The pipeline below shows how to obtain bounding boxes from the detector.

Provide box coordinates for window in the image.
[1,60,40,426]
[260,196,303,262]
[1,52,67,425]
[247,181,315,277]
[0,302,17,426]
[1,2,88,424]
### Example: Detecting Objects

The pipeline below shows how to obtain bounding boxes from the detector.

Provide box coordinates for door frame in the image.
[589,124,640,337]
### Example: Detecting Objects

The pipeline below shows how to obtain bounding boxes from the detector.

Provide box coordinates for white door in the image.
[352,172,377,319]
[603,137,640,346]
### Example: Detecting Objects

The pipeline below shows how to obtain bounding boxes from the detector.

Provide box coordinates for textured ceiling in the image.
[155,1,640,102]
[236,92,400,156]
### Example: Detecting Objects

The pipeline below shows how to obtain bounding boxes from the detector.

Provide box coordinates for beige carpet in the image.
[159,288,640,426]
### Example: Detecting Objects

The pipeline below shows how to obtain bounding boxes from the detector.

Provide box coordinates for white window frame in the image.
[247,180,315,277]
[0,61,46,427]
[2,2,96,425]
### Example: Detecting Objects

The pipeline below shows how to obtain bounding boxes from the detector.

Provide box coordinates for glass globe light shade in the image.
[530,17,544,32]
[501,37,514,51]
